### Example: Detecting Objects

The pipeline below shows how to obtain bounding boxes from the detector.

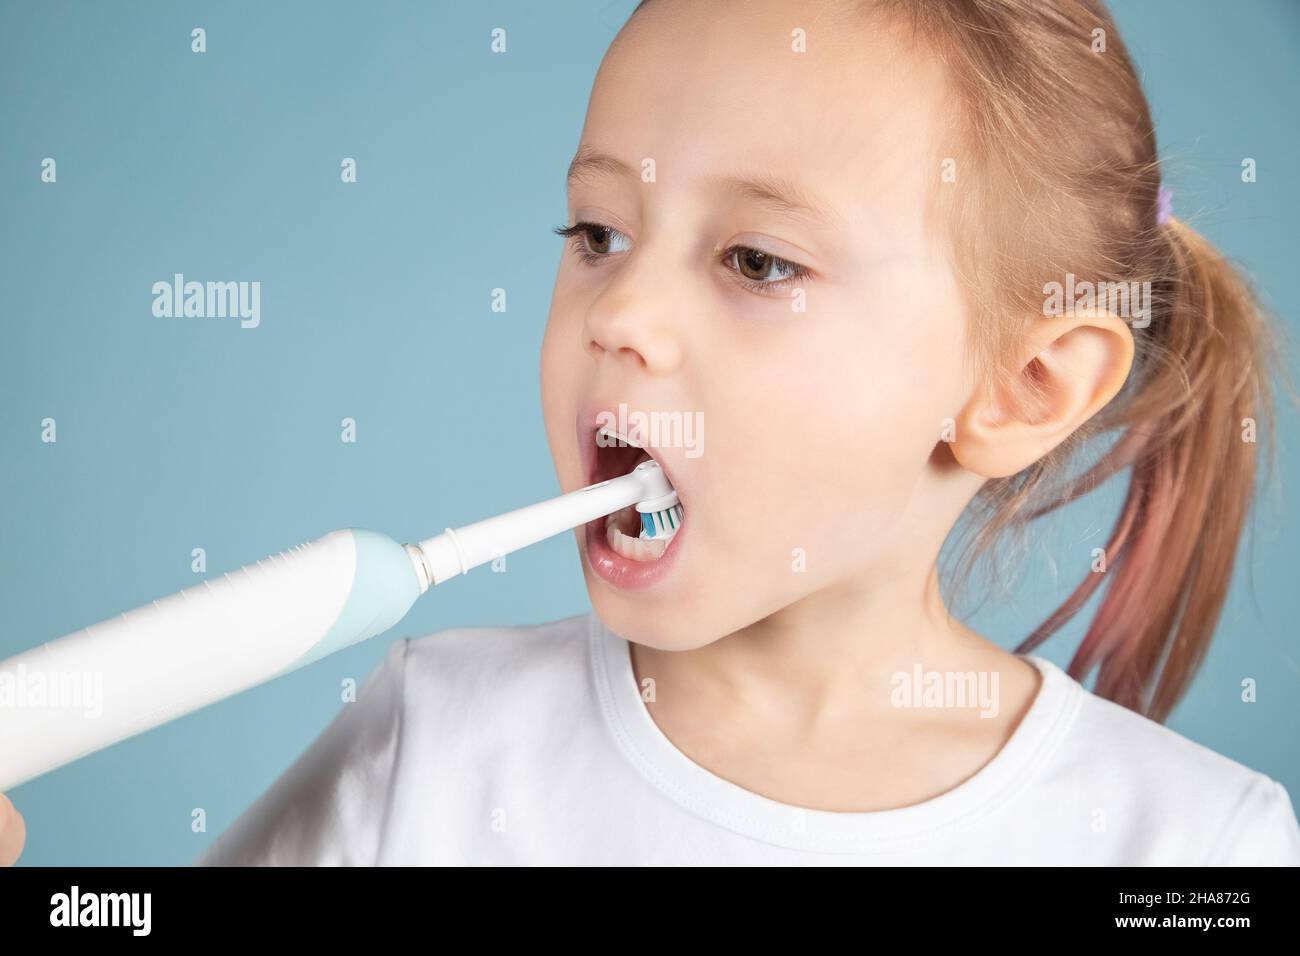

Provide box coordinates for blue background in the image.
[2,0,1297,864]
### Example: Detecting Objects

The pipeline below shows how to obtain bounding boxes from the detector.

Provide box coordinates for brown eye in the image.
[584,226,612,255]
[553,221,631,261]
[736,248,773,280]
[720,243,811,295]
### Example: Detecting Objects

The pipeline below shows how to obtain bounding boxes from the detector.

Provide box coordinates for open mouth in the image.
[584,422,686,579]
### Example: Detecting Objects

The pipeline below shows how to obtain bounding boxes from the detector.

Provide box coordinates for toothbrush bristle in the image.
[640,503,684,540]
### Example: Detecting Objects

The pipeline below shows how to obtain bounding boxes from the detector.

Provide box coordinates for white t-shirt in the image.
[195,612,1300,865]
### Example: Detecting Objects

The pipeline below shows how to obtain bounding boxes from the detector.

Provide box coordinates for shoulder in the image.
[392,611,596,723]
[1040,660,1300,865]
[194,612,596,866]
[400,611,592,683]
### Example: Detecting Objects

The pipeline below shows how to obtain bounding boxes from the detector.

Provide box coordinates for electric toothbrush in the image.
[0,461,682,791]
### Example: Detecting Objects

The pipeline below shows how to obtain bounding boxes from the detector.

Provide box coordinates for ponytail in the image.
[866,0,1285,721]
[1017,217,1282,721]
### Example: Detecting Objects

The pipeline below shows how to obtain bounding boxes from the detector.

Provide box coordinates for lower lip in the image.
[583,511,685,591]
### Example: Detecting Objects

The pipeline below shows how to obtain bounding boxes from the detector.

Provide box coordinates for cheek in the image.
[539,324,562,421]
[705,295,965,563]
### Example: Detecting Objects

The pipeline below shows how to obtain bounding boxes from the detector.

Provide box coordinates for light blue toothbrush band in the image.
[284,529,423,672]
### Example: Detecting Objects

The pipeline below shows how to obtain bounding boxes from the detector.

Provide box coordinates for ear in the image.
[949,310,1135,479]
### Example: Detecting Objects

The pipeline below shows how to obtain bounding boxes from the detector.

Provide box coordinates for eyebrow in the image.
[566,147,636,187]
[566,147,843,228]
[706,171,844,228]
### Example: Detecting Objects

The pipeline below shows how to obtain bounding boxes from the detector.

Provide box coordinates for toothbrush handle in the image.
[0,528,422,792]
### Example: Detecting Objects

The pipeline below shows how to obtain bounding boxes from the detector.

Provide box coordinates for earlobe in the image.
[949,311,1135,479]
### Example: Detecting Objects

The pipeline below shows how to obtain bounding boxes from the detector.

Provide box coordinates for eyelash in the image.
[552,221,812,295]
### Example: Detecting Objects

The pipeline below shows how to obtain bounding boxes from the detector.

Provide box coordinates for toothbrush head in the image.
[634,468,682,542]
[627,459,682,542]
[631,458,674,500]
[638,501,684,541]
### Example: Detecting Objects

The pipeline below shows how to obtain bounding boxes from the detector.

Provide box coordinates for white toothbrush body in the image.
[0,462,678,791]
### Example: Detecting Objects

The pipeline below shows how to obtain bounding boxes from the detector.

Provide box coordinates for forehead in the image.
[578,0,948,235]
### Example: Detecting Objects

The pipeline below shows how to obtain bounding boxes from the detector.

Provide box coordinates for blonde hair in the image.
[865,0,1284,722]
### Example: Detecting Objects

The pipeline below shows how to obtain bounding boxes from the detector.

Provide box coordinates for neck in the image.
[636,560,987,730]
[630,458,1000,725]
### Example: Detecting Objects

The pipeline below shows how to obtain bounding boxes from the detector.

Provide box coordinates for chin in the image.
[582,565,711,651]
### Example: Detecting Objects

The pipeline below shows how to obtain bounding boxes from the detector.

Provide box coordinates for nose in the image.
[581,250,684,376]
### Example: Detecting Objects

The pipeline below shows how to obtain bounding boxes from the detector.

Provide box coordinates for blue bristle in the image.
[640,504,683,540]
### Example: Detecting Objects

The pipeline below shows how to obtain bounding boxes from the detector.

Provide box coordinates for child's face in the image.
[542,0,977,648]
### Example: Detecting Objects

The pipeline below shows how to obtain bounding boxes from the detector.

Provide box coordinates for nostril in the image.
[617,345,648,369]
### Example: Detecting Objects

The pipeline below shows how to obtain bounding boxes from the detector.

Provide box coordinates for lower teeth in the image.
[605,505,673,562]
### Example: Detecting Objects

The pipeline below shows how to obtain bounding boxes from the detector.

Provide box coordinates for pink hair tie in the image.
[1156,185,1173,225]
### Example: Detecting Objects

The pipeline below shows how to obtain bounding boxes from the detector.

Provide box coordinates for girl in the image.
[7,0,1297,865]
